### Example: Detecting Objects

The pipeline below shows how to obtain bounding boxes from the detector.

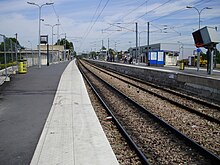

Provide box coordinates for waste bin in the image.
[179,62,184,70]
[18,60,27,74]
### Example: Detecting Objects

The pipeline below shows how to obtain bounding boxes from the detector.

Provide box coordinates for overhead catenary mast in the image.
[57,16,60,45]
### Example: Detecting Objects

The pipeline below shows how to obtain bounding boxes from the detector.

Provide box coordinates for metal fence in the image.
[0,34,38,85]
[0,34,70,85]
[0,34,17,85]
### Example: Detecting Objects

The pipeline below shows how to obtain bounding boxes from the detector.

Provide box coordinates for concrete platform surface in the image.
[137,63,220,80]
[0,62,70,165]
[87,59,220,102]
[30,60,119,165]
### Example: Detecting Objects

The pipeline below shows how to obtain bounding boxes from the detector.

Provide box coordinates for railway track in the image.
[84,81,143,165]
[84,60,220,123]
[78,60,220,165]
[81,60,220,157]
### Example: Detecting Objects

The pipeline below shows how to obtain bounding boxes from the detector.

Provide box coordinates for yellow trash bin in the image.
[18,60,27,74]
[179,62,184,70]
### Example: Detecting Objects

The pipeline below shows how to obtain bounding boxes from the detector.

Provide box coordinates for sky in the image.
[0,0,220,54]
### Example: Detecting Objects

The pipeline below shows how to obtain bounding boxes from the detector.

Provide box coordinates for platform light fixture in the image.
[45,23,60,63]
[27,1,54,68]
[186,6,212,29]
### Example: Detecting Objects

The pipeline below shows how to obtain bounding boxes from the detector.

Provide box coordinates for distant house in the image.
[99,49,107,60]
[129,43,195,66]
[40,45,70,63]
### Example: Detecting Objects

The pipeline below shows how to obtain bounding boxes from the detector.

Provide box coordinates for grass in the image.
[0,61,17,69]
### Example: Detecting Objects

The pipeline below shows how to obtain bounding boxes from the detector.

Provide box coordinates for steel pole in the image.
[31,43,34,66]
[64,33,66,61]
[38,6,41,68]
[198,11,201,29]
[3,36,7,77]
[135,22,138,63]
[147,22,150,65]
[139,33,141,62]
[210,48,214,75]
[27,2,54,68]
[15,33,18,62]
[108,38,109,58]
[10,39,13,62]
[52,26,54,63]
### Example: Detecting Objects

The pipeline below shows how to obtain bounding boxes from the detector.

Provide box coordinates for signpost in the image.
[40,35,49,66]
[192,26,219,74]
[196,48,201,71]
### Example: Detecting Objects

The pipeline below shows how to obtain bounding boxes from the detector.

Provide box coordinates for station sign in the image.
[192,26,219,47]
[148,51,164,66]
[197,48,201,53]
[40,35,48,44]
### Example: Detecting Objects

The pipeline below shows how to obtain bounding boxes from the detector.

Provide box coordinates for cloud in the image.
[0,0,219,52]
[0,0,27,13]
[0,12,37,43]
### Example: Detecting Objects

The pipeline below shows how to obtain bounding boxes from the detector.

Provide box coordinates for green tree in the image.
[101,46,106,50]
[0,37,21,51]
[89,51,97,59]
[0,37,23,64]
[108,48,115,56]
[55,38,74,51]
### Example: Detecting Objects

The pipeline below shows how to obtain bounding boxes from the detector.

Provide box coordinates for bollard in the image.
[179,62,184,70]
[18,60,27,74]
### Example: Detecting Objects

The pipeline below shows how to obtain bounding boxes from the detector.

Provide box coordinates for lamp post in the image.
[186,6,212,29]
[14,33,18,63]
[186,6,212,72]
[27,1,54,68]
[139,31,148,63]
[28,40,34,66]
[177,41,184,60]
[115,22,138,63]
[135,22,138,64]
[45,23,59,63]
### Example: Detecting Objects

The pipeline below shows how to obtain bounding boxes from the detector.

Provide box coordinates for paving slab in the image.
[30,60,119,165]
[0,62,69,165]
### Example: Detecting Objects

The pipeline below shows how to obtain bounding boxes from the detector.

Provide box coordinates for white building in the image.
[40,45,71,63]
[129,43,196,66]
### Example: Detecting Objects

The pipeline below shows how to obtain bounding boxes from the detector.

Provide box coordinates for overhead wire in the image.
[52,3,59,19]
[119,0,150,21]
[146,0,214,44]
[103,0,173,43]
[81,0,103,42]
[114,0,207,31]
[102,0,173,48]
[133,0,172,22]
[79,0,110,50]
[148,0,208,22]
[113,0,212,49]
[50,3,66,41]
[102,0,149,39]
[87,0,164,49]
[85,0,216,51]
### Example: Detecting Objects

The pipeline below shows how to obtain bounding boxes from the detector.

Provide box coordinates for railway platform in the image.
[0,60,118,165]
[87,59,220,102]
[145,64,220,79]
[30,60,119,165]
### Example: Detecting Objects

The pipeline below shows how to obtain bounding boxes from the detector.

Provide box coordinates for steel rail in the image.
[79,59,220,164]
[77,61,150,165]
[84,59,220,110]
[83,60,220,124]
